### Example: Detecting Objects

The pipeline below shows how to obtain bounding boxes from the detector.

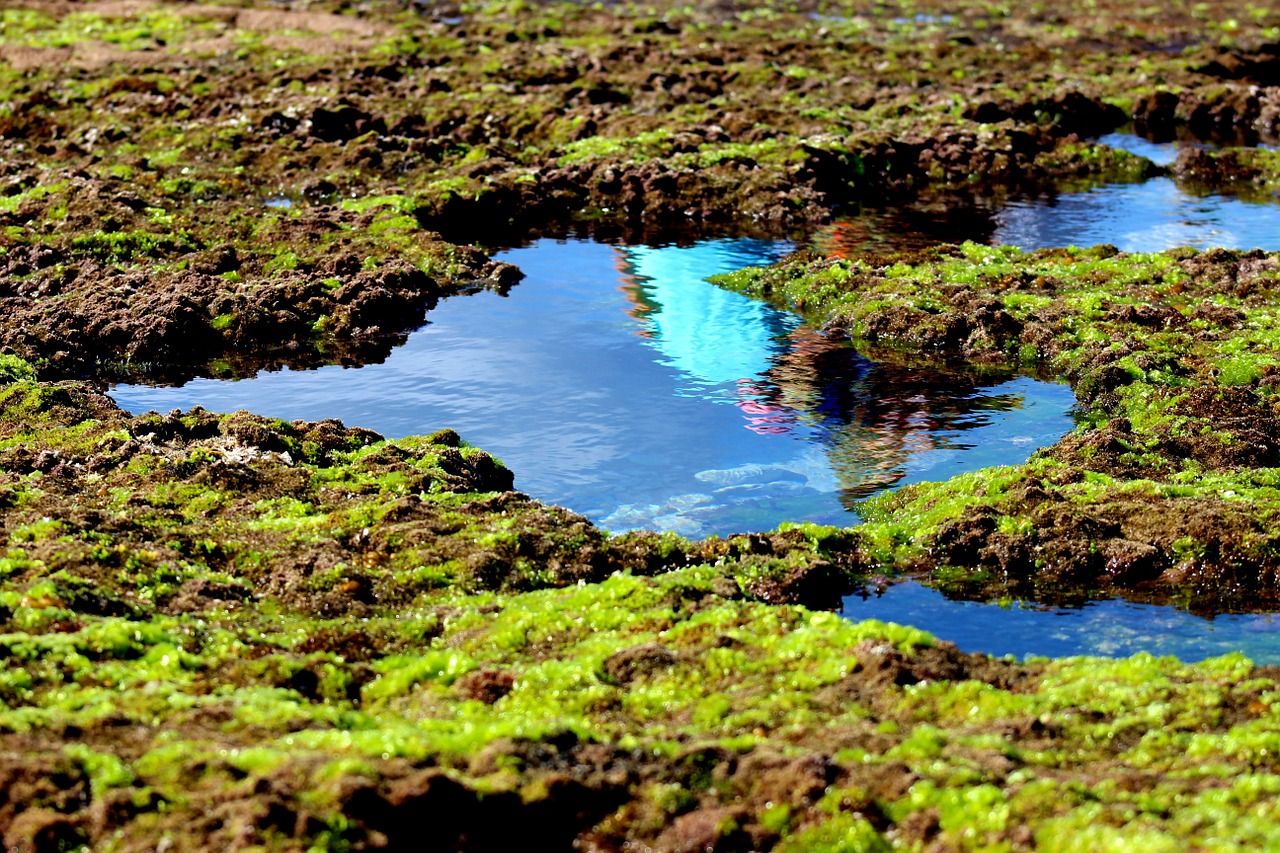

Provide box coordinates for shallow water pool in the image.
[818,134,1280,256]
[112,156,1280,661]
[994,177,1280,253]
[847,580,1280,664]
[112,238,1075,538]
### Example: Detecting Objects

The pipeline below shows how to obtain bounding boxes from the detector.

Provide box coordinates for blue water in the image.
[1096,130,1279,167]
[993,133,1280,252]
[111,238,1074,538]
[1094,131,1212,167]
[113,161,1280,660]
[820,133,1280,256]
[848,581,1280,664]
[995,178,1280,252]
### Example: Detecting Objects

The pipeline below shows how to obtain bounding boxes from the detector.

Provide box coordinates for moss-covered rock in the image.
[715,243,1280,609]
[4,0,1280,847]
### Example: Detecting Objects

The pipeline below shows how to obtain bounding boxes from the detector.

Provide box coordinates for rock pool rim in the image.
[110,237,1078,543]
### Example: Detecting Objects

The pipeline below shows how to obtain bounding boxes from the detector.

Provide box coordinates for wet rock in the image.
[1192,45,1280,86]
[309,105,385,142]
[189,246,239,276]
[261,111,300,135]
[746,558,847,609]
[169,577,253,613]
[931,509,998,565]
[4,809,88,853]
[737,753,836,810]
[0,758,90,848]
[482,260,523,289]
[653,806,753,853]
[435,447,515,493]
[302,179,337,203]
[1133,90,1181,139]
[1107,303,1181,329]
[1075,362,1139,404]
[342,766,621,851]
[1102,539,1163,582]
[1014,91,1126,137]
[601,642,677,683]
[455,668,516,704]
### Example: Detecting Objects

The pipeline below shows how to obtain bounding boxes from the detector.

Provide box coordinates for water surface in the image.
[113,238,1074,537]
[819,134,1280,256]
[994,178,1280,252]
[1094,130,1208,167]
[849,581,1280,664]
[110,164,1280,661]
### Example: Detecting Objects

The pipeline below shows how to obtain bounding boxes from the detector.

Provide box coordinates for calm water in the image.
[112,238,1074,538]
[995,134,1280,252]
[848,581,1280,664]
[994,178,1280,252]
[111,147,1280,660]
[1094,130,1213,167]
[1096,130,1279,166]
[819,133,1280,256]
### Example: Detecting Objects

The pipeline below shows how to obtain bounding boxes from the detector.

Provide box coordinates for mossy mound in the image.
[4,0,1280,381]
[715,243,1280,610]
[6,555,1280,850]
[0,364,1274,848]
[5,0,1280,847]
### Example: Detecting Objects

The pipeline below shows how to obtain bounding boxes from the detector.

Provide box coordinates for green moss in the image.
[557,129,673,166]
[70,229,196,265]
[5,0,1280,846]
[0,356,37,385]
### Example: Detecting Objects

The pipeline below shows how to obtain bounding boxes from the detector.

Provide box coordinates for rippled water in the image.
[848,581,1280,664]
[115,144,1280,660]
[1094,131,1215,167]
[819,133,1280,256]
[994,178,1280,252]
[112,238,1074,538]
[1096,129,1279,164]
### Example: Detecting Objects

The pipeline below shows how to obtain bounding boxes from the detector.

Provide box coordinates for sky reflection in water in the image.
[819,133,1280,256]
[995,178,1280,253]
[112,239,1074,538]
[847,581,1280,664]
[112,145,1280,661]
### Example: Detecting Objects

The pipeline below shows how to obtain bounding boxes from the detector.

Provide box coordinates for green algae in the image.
[5,0,1280,846]
[7,0,1280,379]
[3,551,1280,848]
[0,352,1270,844]
[0,351,1272,847]
[713,243,1280,608]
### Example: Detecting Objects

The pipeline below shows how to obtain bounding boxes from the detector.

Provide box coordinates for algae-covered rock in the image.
[4,0,1280,847]
[716,243,1280,610]
[4,0,1280,382]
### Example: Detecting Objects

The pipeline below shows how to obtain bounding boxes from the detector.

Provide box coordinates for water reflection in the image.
[1094,131,1207,167]
[816,178,1280,255]
[811,199,998,257]
[815,135,1280,255]
[994,178,1280,252]
[849,580,1280,664]
[111,238,1074,537]
[618,241,801,395]
[607,241,1072,520]
[723,326,1066,505]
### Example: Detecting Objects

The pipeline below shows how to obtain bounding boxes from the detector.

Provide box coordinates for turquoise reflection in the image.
[605,241,1075,516]
[618,240,798,393]
[111,238,1073,537]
